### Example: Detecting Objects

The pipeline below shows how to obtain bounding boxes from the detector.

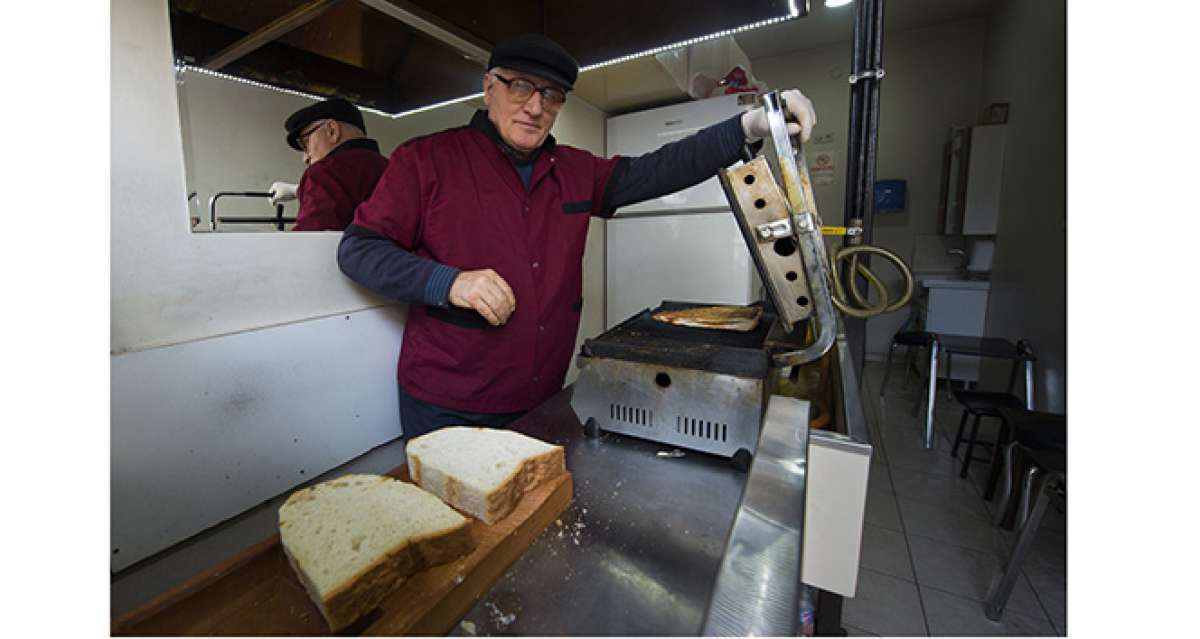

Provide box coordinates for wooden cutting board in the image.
[112,466,573,636]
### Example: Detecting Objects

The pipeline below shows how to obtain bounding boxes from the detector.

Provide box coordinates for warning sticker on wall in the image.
[810,151,836,185]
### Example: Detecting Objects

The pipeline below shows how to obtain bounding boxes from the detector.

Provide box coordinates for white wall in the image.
[110,306,408,571]
[976,0,1067,412]
[749,19,987,357]
[111,0,608,569]
[111,0,406,571]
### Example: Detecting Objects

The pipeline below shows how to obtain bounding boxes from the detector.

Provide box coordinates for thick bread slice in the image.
[278,474,474,631]
[406,427,566,525]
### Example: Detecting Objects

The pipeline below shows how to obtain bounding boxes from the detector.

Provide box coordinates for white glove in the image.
[268,181,298,206]
[741,89,817,143]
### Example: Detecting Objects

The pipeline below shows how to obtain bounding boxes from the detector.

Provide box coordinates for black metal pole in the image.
[841,0,886,378]
[864,0,885,250]
[842,2,866,227]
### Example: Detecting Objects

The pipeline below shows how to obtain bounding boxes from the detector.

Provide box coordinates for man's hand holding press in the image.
[741,88,817,143]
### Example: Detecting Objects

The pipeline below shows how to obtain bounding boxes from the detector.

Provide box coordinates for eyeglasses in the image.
[491,73,567,111]
[298,119,330,150]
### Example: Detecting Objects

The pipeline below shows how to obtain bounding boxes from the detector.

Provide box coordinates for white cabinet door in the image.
[605,212,760,328]
[963,125,1006,235]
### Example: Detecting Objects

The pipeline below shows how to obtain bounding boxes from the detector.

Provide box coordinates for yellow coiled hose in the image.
[827,244,915,319]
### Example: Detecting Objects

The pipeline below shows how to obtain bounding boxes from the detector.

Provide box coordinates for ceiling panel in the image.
[171,5,481,111]
[735,0,996,61]
[169,0,802,114]
[545,0,797,67]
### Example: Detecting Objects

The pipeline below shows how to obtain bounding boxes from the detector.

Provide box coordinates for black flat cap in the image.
[284,98,366,150]
[488,33,579,91]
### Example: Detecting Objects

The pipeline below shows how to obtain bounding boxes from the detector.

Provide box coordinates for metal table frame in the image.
[985,444,1065,620]
[921,335,1036,449]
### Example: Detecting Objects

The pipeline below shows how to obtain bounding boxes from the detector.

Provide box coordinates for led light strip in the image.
[580,3,802,72]
[174,1,800,118]
[174,63,483,119]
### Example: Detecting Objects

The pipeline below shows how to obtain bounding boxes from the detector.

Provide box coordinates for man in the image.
[338,33,815,438]
[268,98,389,231]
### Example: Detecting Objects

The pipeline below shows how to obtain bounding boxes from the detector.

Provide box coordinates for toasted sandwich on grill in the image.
[651,304,763,332]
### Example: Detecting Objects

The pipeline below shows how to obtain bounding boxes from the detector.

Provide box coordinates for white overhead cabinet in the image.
[940,124,1006,236]
[962,125,1006,235]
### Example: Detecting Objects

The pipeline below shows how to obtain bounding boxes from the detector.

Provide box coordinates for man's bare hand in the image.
[448,269,517,326]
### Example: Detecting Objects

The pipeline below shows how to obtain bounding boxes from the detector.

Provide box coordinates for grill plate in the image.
[581,301,777,379]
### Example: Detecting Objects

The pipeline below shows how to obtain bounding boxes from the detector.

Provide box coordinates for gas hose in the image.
[826,244,915,319]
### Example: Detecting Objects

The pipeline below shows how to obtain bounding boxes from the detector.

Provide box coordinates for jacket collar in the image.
[328,137,381,157]
[470,110,556,165]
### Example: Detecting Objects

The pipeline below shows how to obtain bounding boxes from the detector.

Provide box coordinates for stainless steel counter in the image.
[453,386,750,636]
[453,325,870,636]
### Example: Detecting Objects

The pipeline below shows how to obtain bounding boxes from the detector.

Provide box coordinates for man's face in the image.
[482,67,566,154]
[299,119,339,166]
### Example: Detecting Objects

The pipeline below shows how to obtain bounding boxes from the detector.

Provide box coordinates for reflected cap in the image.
[284,98,365,150]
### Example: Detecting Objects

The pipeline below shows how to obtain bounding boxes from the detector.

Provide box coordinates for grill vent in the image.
[675,415,729,442]
[610,403,652,427]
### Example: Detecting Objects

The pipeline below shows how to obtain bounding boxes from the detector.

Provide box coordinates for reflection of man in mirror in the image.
[268,98,388,231]
[337,33,816,439]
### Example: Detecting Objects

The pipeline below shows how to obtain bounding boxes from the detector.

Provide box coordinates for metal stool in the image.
[982,410,1066,501]
[879,330,936,397]
[951,391,1026,479]
[985,430,1066,620]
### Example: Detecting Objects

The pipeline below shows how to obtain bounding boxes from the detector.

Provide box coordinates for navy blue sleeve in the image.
[602,114,746,212]
[337,223,460,306]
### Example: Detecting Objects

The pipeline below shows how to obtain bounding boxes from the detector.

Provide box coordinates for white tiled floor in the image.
[843,363,1067,636]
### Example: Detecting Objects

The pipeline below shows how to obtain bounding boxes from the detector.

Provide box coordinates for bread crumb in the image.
[485,602,516,629]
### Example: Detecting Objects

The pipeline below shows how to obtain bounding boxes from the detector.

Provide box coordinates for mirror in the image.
[177,68,483,232]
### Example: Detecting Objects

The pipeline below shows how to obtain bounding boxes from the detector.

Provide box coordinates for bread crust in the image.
[279,478,476,631]
[319,520,474,630]
[483,447,565,523]
[410,438,566,525]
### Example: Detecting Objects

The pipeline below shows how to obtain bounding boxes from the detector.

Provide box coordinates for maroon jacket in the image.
[352,113,621,413]
[293,139,388,231]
